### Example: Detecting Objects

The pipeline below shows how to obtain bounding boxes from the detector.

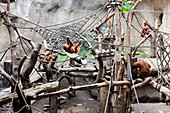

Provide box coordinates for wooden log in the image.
[150,80,170,98]
[17,55,27,77]
[21,43,42,89]
[132,34,151,57]
[49,96,57,113]
[0,66,15,85]
[0,81,59,106]
[90,12,115,32]
[0,81,130,105]
[20,35,35,49]
[150,18,158,58]
[95,56,104,83]
[36,80,130,100]
[131,77,152,90]
[57,67,97,72]
[1,11,30,112]
[69,72,97,78]
[114,3,122,81]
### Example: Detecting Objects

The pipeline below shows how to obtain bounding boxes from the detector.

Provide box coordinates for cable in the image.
[127,56,142,113]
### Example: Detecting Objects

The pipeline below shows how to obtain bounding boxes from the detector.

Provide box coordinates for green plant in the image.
[131,111,145,113]
[58,55,70,61]
[158,110,163,113]
[136,49,146,57]
[119,0,134,13]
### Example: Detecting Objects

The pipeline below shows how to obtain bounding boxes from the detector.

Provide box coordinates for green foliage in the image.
[58,55,70,61]
[119,0,134,13]
[79,49,93,60]
[131,111,144,113]
[136,49,146,57]
[158,110,163,113]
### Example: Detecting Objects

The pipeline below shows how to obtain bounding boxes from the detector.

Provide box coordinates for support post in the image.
[112,2,123,113]
[49,96,57,113]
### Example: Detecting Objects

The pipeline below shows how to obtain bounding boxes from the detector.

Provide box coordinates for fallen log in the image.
[0,81,59,106]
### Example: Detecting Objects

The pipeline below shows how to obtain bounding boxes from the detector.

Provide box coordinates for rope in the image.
[0,43,18,62]
[30,105,45,113]
[16,30,48,83]
[79,15,123,57]
[127,56,142,113]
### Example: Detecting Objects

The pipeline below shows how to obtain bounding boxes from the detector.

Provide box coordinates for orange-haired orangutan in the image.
[140,22,149,37]
[39,50,58,82]
[63,36,82,54]
[39,50,57,65]
[132,59,151,78]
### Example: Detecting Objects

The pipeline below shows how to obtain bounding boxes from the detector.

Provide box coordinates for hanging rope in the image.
[127,55,142,113]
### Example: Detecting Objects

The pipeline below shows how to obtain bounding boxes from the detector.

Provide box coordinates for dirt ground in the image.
[33,90,170,113]
[33,90,99,113]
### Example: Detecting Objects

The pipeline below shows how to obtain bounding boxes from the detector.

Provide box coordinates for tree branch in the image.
[132,34,151,57]
[21,43,42,89]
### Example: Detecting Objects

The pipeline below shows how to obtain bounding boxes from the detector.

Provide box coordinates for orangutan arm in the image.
[66,37,74,47]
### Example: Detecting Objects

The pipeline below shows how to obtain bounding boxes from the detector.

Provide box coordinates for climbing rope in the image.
[127,56,142,113]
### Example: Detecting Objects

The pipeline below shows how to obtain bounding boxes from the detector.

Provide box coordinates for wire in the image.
[128,56,142,113]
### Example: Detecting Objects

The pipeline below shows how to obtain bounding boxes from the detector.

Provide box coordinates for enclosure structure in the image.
[0,0,169,113]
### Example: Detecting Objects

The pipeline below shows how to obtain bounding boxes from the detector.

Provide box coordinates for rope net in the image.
[156,32,170,81]
[33,14,96,49]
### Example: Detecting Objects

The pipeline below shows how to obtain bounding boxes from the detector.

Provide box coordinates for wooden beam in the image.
[69,72,97,78]
[90,12,115,32]
[150,80,170,98]
[21,43,42,89]
[20,35,35,49]
[132,34,151,57]
[0,80,131,105]
[0,81,59,106]
[36,80,130,100]
[57,67,97,72]
[131,77,152,90]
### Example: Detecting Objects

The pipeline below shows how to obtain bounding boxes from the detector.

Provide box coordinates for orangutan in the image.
[140,22,149,37]
[39,50,57,65]
[63,36,82,54]
[131,59,151,78]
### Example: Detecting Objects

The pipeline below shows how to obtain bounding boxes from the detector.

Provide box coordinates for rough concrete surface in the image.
[132,103,170,113]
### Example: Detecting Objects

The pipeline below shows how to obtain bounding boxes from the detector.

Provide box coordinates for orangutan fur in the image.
[140,22,149,37]
[63,36,82,54]
[131,59,151,78]
[39,51,57,65]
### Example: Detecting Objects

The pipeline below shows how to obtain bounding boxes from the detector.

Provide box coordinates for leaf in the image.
[132,111,136,113]
[158,110,163,113]
[119,0,134,13]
